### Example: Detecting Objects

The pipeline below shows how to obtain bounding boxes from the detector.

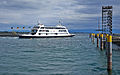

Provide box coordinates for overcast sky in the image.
[0,0,120,30]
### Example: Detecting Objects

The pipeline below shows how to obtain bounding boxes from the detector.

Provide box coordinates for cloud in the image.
[0,0,120,29]
[0,0,87,24]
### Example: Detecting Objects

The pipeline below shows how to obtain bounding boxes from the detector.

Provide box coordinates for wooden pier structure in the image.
[90,6,114,72]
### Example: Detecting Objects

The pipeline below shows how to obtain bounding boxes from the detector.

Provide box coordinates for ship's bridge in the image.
[38,23,44,27]
[56,25,66,29]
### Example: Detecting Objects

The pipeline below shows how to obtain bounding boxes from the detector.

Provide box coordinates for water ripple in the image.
[0,34,119,75]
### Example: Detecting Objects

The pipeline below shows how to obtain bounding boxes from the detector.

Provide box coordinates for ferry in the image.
[19,23,75,38]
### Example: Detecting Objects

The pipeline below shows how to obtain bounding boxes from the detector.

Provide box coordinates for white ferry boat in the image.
[19,23,75,38]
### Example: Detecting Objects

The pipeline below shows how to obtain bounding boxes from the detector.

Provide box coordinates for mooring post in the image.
[107,35,112,71]
[97,33,99,48]
[103,36,106,49]
[105,34,109,55]
[100,34,104,50]
[105,34,109,49]
[89,33,91,38]
[92,33,95,44]
[91,33,93,42]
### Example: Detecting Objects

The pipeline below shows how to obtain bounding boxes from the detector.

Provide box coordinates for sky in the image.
[0,0,120,31]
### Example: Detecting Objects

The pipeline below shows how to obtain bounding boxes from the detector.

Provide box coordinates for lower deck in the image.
[19,34,75,38]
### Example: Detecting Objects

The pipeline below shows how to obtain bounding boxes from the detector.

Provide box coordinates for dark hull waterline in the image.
[19,35,75,38]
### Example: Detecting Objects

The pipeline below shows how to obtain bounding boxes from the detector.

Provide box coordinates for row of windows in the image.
[39,30,49,32]
[31,30,67,33]
[39,33,57,35]
[59,30,66,32]
[40,27,65,29]
[39,30,66,32]
[39,33,68,35]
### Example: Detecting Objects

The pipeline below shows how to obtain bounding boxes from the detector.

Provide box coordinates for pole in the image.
[92,33,95,44]
[107,35,112,71]
[106,34,109,55]
[97,34,99,48]
[100,34,104,50]
[103,37,106,49]
[89,33,91,38]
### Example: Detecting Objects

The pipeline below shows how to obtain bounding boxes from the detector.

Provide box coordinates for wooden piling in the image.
[89,33,91,38]
[103,37,106,49]
[100,34,104,50]
[105,34,109,55]
[108,70,112,75]
[105,34,109,49]
[91,33,93,42]
[97,34,99,48]
[107,35,112,71]
[92,33,95,44]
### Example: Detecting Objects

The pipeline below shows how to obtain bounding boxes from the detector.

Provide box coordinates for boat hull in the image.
[19,34,75,38]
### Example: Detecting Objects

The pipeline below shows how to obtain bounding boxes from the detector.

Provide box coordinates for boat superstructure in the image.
[19,23,75,38]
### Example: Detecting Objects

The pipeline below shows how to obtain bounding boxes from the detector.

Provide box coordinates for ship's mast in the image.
[58,20,62,26]
[37,19,40,25]
[37,18,44,26]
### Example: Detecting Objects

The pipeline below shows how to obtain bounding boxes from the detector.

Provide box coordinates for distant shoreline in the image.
[0,31,120,37]
[0,31,88,37]
[0,31,120,46]
[0,31,29,37]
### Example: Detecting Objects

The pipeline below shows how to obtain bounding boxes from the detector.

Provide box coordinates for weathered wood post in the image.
[100,34,104,50]
[105,34,109,55]
[107,35,112,71]
[97,33,99,48]
[108,70,112,75]
[105,34,109,49]
[92,33,95,44]
[89,33,91,38]
[103,36,106,49]
[91,33,93,42]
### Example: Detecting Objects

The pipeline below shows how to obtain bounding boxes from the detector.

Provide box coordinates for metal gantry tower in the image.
[102,6,113,34]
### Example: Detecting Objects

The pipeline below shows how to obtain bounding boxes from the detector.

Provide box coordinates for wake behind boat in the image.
[19,23,75,38]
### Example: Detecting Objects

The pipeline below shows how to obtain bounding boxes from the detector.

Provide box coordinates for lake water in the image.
[0,33,120,75]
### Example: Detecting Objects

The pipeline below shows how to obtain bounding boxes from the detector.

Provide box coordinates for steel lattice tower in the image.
[102,6,113,34]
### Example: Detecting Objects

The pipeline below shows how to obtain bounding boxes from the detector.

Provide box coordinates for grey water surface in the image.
[0,33,120,75]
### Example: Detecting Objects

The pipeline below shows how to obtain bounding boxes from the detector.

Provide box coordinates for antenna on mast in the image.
[59,19,62,26]
[37,17,40,25]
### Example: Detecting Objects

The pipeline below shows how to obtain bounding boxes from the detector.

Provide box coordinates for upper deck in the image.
[32,24,67,30]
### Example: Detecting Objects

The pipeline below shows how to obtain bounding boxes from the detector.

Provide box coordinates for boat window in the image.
[59,30,66,32]
[41,27,44,29]
[39,33,41,35]
[39,30,41,32]
[33,26,39,29]
[32,30,37,32]
[31,33,36,35]
[44,27,65,29]
[46,30,49,32]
